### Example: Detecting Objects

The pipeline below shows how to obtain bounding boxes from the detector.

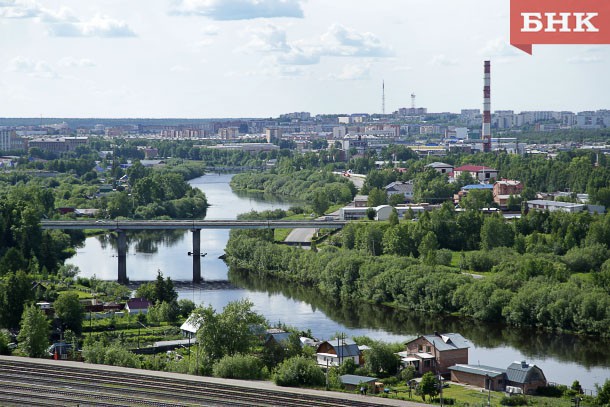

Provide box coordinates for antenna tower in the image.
[411,93,416,109]
[382,80,386,115]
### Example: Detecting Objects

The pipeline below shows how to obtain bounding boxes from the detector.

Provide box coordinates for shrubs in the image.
[82,342,140,368]
[273,356,325,387]
[500,395,528,406]
[213,354,265,380]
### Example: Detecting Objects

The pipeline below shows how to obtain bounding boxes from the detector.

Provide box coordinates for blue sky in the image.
[1,0,608,117]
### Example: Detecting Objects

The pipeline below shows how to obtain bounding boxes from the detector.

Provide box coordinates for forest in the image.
[225,206,610,336]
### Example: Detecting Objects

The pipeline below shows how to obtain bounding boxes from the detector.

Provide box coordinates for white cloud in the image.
[328,63,371,81]
[319,24,393,57]
[428,54,458,66]
[58,57,96,68]
[0,0,39,18]
[240,23,392,66]
[170,0,304,20]
[202,24,220,36]
[0,2,136,37]
[479,37,521,58]
[48,15,136,37]
[243,24,289,52]
[7,56,58,78]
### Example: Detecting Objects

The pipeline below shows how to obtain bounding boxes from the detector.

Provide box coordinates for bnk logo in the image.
[510,0,610,54]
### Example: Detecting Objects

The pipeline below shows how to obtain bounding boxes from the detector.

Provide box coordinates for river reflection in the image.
[229,269,610,370]
[68,173,610,390]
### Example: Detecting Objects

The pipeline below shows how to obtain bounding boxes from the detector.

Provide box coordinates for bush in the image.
[436,249,453,267]
[0,330,11,355]
[500,395,528,406]
[536,385,565,397]
[213,354,264,380]
[273,356,325,387]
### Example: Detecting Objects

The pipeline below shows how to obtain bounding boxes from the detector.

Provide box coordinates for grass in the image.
[441,384,504,405]
[378,384,583,406]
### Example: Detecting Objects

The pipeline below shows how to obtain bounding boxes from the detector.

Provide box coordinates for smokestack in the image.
[482,60,492,153]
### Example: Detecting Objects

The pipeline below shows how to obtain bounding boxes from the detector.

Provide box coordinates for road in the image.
[285,227,317,243]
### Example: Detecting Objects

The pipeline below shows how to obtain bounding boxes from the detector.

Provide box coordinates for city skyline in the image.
[1,0,609,118]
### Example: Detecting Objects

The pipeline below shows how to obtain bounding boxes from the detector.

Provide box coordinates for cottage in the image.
[425,162,454,175]
[493,180,523,209]
[384,181,414,203]
[264,328,291,347]
[449,364,507,390]
[339,374,378,393]
[453,165,498,183]
[125,298,151,315]
[180,313,203,338]
[401,332,469,375]
[316,338,362,367]
[506,361,547,395]
[449,361,546,394]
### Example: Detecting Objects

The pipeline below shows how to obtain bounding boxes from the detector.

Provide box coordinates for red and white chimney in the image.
[482,60,492,153]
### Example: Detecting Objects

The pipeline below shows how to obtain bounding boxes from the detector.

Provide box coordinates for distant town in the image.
[1,107,609,159]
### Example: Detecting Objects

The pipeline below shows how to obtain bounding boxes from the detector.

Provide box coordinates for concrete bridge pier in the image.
[117,229,127,284]
[192,229,201,284]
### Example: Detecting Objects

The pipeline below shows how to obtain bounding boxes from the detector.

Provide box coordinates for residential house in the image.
[506,361,547,394]
[449,364,507,390]
[449,361,547,394]
[316,338,362,367]
[493,180,523,209]
[453,165,498,183]
[125,298,151,315]
[340,374,378,393]
[180,313,202,338]
[401,332,469,376]
[264,328,291,347]
[353,195,369,208]
[425,162,454,175]
[454,184,493,205]
[385,181,414,203]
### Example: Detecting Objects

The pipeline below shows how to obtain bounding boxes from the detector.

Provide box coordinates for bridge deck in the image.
[41,219,347,230]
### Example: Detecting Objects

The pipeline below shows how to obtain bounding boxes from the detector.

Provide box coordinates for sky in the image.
[0,0,608,118]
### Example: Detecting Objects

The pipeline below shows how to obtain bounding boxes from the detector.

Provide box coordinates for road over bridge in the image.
[42,219,347,283]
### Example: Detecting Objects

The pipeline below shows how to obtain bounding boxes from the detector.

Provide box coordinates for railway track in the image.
[0,359,408,407]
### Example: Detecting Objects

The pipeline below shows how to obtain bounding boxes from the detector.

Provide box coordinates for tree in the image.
[418,371,439,401]
[367,188,387,207]
[388,193,405,207]
[419,231,439,265]
[195,299,266,362]
[273,356,325,387]
[0,270,33,329]
[480,214,514,250]
[364,342,400,376]
[596,379,610,406]
[0,330,11,355]
[388,208,399,227]
[54,292,84,335]
[17,305,50,358]
[213,354,265,379]
[178,299,196,317]
[312,191,330,216]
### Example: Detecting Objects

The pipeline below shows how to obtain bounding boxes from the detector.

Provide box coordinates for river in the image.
[67,173,610,391]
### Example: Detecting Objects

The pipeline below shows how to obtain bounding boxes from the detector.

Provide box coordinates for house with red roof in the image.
[125,298,152,315]
[453,165,498,183]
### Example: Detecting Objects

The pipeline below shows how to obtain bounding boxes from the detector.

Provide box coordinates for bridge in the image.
[42,220,346,284]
